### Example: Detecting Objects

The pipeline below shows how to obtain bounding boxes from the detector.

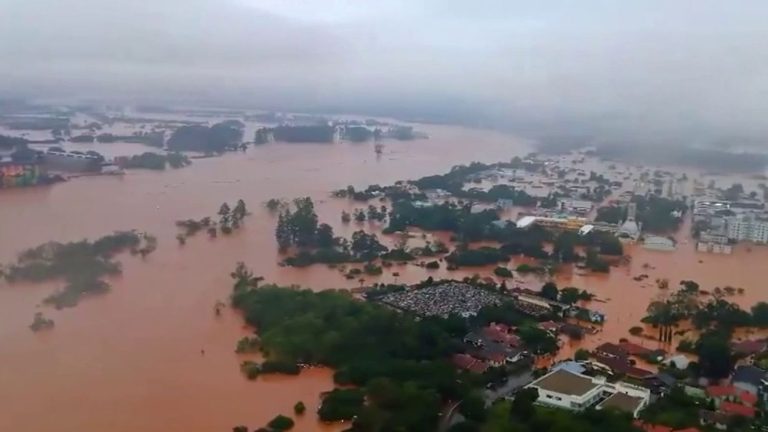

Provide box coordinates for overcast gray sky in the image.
[2,0,768,141]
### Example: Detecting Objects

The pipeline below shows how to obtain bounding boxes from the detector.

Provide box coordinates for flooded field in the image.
[0,124,529,432]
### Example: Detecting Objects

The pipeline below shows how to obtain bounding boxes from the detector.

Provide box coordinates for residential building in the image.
[665,354,691,370]
[551,360,587,375]
[595,343,628,360]
[558,199,593,215]
[634,420,701,432]
[0,161,44,188]
[706,385,757,407]
[731,365,767,397]
[725,214,768,244]
[696,241,733,254]
[731,339,767,359]
[475,343,524,366]
[643,236,676,251]
[452,353,488,374]
[526,369,650,417]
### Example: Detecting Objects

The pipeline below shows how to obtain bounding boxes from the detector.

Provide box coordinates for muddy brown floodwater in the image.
[0,124,531,432]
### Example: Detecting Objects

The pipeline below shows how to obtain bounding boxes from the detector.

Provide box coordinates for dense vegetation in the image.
[596,196,687,233]
[0,134,29,149]
[275,198,389,266]
[342,126,378,142]
[231,275,470,431]
[167,121,245,153]
[2,231,156,308]
[29,312,54,332]
[120,152,190,170]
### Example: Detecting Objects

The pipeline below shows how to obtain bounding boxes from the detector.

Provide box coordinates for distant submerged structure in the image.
[617,202,641,241]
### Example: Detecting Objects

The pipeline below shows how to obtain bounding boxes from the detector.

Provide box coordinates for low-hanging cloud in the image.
[2,0,768,143]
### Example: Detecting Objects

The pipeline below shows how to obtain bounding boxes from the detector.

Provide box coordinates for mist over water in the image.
[3,1,768,145]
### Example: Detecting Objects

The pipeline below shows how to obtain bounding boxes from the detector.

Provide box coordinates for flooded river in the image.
[0,124,529,432]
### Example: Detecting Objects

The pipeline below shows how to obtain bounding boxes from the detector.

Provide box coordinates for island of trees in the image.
[176,200,248,243]
[1,231,157,309]
[167,120,245,154]
[119,152,190,170]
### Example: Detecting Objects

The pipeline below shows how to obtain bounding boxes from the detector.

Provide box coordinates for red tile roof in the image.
[633,420,673,432]
[739,391,758,406]
[482,326,522,347]
[633,420,701,432]
[706,385,735,398]
[594,355,653,378]
[451,354,488,373]
[538,321,561,332]
[720,401,756,418]
[596,342,629,358]
[731,339,767,355]
[619,341,652,356]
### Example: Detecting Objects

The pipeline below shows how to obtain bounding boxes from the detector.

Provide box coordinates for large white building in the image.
[525,368,650,418]
[725,215,768,243]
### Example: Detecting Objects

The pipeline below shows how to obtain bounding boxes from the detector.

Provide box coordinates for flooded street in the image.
[0,124,529,432]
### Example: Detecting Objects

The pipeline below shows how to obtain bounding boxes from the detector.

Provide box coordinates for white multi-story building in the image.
[725,215,768,243]
[525,368,650,418]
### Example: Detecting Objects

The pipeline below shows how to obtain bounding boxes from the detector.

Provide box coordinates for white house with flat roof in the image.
[526,369,650,418]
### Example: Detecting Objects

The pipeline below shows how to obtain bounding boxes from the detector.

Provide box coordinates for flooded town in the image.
[4,2,768,432]
[1,102,767,432]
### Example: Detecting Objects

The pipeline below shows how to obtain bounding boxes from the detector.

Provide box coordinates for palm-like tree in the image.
[646,300,676,342]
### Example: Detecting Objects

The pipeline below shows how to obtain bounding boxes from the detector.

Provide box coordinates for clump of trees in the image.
[493,266,513,278]
[384,201,501,242]
[333,184,384,201]
[120,152,191,170]
[318,388,365,422]
[235,336,260,353]
[596,197,687,233]
[265,198,286,212]
[267,415,294,431]
[293,401,305,415]
[167,121,245,154]
[176,200,248,243]
[29,312,54,332]
[641,280,768,379]
[585,249,610,273]
[275,197,321,250]
[445,246,507,267]
[3,231,156,308]
[276,198,391,266]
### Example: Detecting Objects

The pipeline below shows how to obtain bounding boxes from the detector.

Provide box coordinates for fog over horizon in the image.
[3,0,768,145]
